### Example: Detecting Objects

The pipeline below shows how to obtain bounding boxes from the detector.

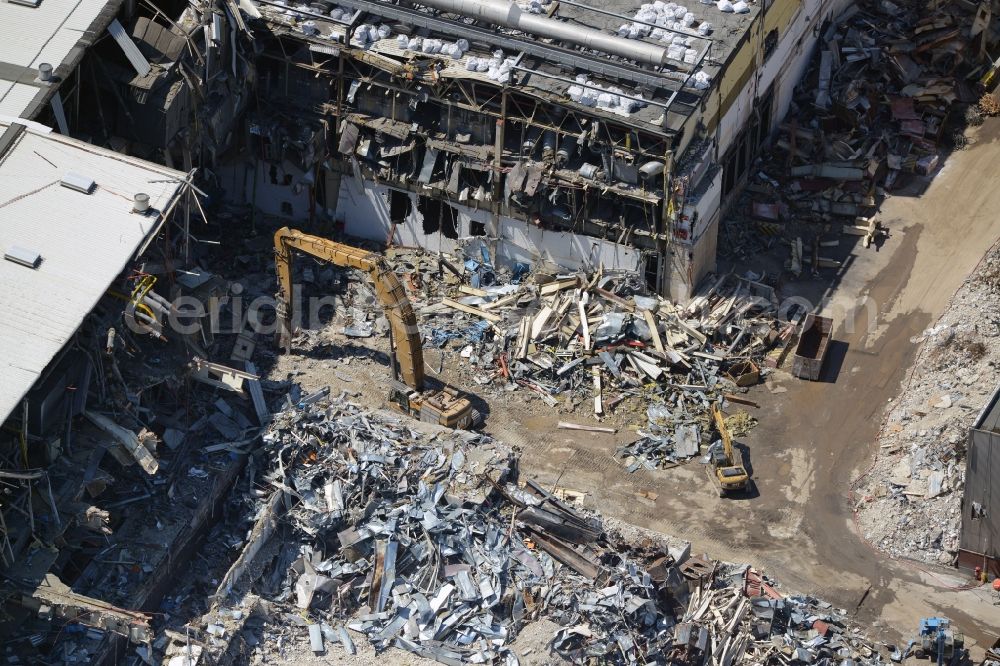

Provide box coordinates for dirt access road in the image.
[270,121,1000,655]
[491,121,1000,653]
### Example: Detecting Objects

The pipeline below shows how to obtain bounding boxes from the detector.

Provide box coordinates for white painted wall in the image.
[717,0,854,156]
[335,174,641,274]
[218,161,313,219]
[336,176,460,255]
[497,217,641,272]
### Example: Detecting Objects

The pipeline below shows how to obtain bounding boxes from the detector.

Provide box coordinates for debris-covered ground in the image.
[855,241,1000,564]
[277,242,789,470]
[161,395,903,665]
[719,0,987,271]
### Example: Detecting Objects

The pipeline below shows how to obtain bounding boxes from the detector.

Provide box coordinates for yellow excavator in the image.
[273,227,481,430]
[707,403,750,497]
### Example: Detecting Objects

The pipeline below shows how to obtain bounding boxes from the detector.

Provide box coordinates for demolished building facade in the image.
[3,0,1000,660]
[218,0,853,302]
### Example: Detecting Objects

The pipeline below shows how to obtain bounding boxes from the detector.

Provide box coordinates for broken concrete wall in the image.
[337,175,461,255]
[668,168,723,302]
[219,161,314,219]
[336,173,642,274]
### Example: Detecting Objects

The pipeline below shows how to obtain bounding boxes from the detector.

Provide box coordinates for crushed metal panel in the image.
[84,410,160,475]
[108,18,153,77]
[132,16,186,64]
[339,123,360,154]
[188,357,257,396]
[23,573,152,643]
[417,147,439,184]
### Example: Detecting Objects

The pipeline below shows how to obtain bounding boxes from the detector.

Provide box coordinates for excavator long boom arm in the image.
[273,227,425,389]
[711,403,735,464]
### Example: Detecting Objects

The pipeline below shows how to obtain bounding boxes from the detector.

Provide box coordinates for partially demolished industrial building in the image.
[2,0,997,661]
[4,0,849,301]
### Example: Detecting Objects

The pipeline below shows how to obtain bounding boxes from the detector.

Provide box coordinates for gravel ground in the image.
[855,242,1000,564]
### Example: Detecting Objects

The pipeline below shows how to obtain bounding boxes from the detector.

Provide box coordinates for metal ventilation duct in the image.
[415,0,670,66]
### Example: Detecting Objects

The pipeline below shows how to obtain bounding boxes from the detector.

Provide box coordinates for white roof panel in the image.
[0,0,115,118]
[0,81,41,117]
[0,0,110,67]
[0,121,185,424]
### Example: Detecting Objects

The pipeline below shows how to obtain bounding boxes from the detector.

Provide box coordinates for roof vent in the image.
[133,193,150,213]
[37,63,53,82]
[61,172,95,194]
[4,246,42,269]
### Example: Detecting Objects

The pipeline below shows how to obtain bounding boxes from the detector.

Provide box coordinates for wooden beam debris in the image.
[441,297,502,322]
[557,421,617,433]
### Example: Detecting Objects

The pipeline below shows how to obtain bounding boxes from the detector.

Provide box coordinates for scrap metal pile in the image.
[722,0,991,264]
[181,397,891,665]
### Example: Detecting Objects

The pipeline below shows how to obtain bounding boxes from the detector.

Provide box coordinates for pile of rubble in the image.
[721,0,989,264]
[856,242,1000,564]
[276,240,789,468]
[166,396,894,665]
[420,262,788,466]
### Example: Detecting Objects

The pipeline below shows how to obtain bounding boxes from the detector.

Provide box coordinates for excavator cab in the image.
[389,381,481,430]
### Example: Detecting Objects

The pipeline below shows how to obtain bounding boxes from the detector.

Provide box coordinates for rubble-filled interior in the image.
[4,0,1000,661]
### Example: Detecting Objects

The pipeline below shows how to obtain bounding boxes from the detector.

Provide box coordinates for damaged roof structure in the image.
[0,121,185,425]
[213,0,847,302]
[1,0,998,660]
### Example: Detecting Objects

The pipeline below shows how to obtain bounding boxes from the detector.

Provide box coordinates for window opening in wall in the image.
[417,196,457,239]
[644,254,659,292]
[758,87,774,139]
[419,195,440,235]
[470,220,486,237]
[389,189,411,222]
[442,203,458,239]
[722,85,775,200]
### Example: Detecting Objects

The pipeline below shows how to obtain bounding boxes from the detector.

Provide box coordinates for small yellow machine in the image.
[707,403,750,497]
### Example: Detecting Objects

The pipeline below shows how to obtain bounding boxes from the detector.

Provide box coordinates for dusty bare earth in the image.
[263,120,1000,658]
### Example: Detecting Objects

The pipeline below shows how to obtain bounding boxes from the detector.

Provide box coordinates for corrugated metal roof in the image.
[0,120,185,424]
[0,0,117,118]
[0,81,40,117]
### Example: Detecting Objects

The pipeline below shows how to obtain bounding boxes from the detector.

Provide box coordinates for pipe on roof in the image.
[414,0,670,66]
